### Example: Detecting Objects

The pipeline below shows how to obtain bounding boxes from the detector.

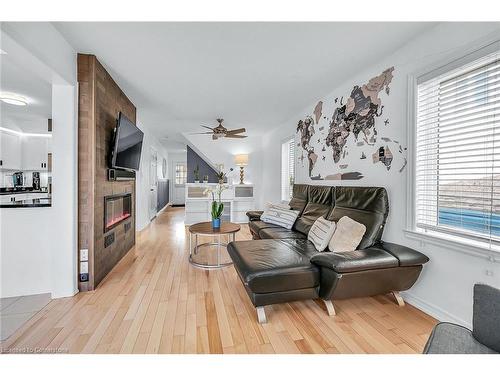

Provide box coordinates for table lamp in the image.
[234,154,249,184]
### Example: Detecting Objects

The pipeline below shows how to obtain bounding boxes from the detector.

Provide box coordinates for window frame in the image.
[406,39,500,257]
[174,163,187,185]
[280,136,295,202]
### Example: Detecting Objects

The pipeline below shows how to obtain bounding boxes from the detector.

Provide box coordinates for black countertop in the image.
[0,188,49,195]
[0,198,51,208]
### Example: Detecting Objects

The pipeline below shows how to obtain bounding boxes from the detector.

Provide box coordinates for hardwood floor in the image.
[0,207,437,354]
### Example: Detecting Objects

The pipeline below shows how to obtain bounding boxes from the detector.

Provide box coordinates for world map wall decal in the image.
[296,66,407,181]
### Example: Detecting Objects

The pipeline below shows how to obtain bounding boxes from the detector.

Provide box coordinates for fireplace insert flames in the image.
[104,193,132,232]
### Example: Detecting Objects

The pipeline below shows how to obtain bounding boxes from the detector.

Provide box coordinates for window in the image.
[415,48,500,248]
[175,163,187,185]
[281,137,295,201]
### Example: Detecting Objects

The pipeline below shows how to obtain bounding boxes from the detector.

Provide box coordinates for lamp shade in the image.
[234,154,249,166]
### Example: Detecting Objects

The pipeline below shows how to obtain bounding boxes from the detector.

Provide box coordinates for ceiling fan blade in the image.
[225,128,246,134]
[225,134,247,139]
[201,125,215,131]
[190,132,213,135]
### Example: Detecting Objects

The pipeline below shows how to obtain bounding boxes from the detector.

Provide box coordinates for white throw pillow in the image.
[308,217,337,252]
[261,205,299,230]
[264,201,290,211]
[328,216,366,253]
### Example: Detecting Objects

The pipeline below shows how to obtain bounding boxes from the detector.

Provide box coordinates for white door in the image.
[172,161,187,205]
[149,148,158,220]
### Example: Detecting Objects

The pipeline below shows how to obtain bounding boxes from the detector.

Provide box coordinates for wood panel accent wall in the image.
[77,54,136,291]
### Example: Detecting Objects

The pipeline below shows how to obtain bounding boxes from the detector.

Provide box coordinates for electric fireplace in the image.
[104,193,132,232]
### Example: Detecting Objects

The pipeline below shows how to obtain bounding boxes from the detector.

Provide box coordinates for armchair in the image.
[423,284,500,354]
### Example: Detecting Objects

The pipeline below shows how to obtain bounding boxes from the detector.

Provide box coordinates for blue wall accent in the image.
[186,145,221,183]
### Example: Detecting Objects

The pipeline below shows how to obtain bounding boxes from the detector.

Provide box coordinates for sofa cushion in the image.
[377,242,429,266]
[259,228,307,240]
[288,184,309,214]
[308,217,337,251]
[246,210,264,221]
[310,248,398,273]
[472,284,500,352]
[328,186,389,249]
[248,220,283,238]
[328,216,366,253]
[261,205,300,230]
[424,322,496,354]
[227,239,320,294]
[293,185,334,235]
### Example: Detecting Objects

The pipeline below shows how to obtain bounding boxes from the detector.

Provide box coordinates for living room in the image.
[1,1,499,373]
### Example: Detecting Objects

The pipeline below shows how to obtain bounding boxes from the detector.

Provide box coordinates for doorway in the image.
[172,161,187,206]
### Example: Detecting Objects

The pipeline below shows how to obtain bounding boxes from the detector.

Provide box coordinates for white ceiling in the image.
[1,51,52,133]
[54,22,436,139]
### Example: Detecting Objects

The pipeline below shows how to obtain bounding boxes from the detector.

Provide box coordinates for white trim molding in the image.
[404,229,500,262]
[401,291,471,329]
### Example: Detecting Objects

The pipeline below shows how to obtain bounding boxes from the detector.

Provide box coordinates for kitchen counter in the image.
[0,188,48,195]
[0,198,51,208]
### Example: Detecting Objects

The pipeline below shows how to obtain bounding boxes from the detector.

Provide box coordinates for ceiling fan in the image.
[193,118,247,140]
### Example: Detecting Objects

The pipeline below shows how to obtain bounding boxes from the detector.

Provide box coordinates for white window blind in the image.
[416,49,500,248]
[281,138,295,201]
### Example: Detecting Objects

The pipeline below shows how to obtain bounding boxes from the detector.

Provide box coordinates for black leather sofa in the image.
[227,184,429,323]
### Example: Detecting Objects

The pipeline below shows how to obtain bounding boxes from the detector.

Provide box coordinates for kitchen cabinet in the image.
[0,132,22,170]
[22,137,49,170]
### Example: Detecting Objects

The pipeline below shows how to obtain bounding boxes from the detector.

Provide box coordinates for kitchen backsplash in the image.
[0,170,49,188]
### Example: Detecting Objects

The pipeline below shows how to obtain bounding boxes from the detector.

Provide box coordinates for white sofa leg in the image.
[256,306,267,324]
[392,291,405,307]
[323,299,336,316]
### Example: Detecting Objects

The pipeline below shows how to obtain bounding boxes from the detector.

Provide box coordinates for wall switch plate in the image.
[80,249,89,261]
[80,261,88,274]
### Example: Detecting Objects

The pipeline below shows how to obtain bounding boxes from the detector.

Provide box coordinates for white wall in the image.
[135,123,170,232]
[261,22,500,327]
[184,133,264,206]
[0,24,78,299]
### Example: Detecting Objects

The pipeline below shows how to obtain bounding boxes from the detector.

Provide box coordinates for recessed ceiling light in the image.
[0,93,28,106]
[0,49,6,55]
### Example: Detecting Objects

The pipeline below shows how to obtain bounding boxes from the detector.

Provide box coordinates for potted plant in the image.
[193,165,200,183]
[203,175,209,183]
[216,170,226,185]
[204,184,228,229]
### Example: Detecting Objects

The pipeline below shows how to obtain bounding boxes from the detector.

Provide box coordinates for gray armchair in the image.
[423,284,500,354]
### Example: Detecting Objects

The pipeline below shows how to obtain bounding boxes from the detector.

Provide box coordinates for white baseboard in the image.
[401,291,471,329]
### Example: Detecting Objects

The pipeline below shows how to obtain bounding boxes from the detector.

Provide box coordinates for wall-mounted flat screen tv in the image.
[111,112,144,171]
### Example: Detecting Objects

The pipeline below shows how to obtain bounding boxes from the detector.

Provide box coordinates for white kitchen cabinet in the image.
[22,137,49,170]
[0,194,16,204]
[0,132,22,170]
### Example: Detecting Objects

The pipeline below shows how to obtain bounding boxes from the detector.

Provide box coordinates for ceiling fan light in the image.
[0,93,28,106]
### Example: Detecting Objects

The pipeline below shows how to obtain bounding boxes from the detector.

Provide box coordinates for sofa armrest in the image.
[373,241,429,266]
[310,249,398,273]
[246,210,264,221]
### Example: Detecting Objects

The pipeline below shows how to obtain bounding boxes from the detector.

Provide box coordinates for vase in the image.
[212,218,221,229]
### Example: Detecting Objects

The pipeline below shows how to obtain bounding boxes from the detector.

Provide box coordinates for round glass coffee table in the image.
[188,221,241,269]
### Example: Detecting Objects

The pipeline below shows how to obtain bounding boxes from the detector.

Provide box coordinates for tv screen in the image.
[111,112,144,171]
